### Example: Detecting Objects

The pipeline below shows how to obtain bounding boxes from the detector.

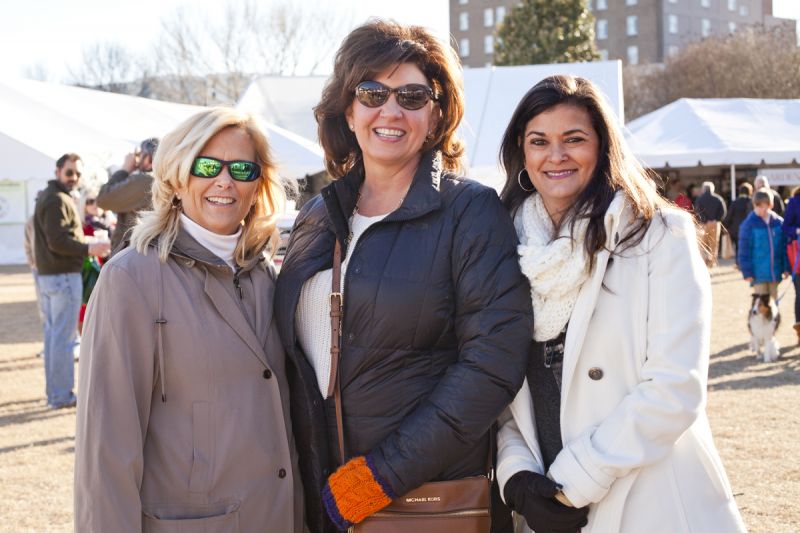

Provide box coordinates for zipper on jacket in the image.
[766,217,776,282]
[233,267,243,299]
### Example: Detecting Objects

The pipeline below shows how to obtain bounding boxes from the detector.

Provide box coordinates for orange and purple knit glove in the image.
[322,455,395,531]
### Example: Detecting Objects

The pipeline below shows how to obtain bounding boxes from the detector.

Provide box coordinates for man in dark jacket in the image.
[97,137,158,255]
[755,175,784,216]
[33,153,110,408]
[694,181,727,267]
[723,182,753,263]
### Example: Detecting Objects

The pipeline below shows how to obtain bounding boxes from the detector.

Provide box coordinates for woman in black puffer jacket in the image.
[275,20,532,533]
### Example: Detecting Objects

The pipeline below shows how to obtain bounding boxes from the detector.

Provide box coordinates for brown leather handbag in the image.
[329,241,492,533]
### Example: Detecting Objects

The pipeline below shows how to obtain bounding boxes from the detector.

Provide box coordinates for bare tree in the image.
[625,24,800,120]
[24,62,52,82]
[68,42,143,94]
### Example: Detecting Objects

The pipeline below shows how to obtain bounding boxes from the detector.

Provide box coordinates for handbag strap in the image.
[329,240,346,464]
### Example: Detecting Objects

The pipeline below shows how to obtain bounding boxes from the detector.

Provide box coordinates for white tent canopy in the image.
[625,98,800,168]
[0,78,325,264]
[238,61,624,192]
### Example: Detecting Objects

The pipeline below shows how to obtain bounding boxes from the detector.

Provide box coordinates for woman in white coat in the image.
[496,75,746,533]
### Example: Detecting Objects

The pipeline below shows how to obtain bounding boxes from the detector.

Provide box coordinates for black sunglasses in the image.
[354,80,437,111]
[65,169,82,178]
[190,156,261,182]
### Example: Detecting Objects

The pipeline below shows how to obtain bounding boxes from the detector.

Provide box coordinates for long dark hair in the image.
[499,75,665,269]
[314,19,465,178]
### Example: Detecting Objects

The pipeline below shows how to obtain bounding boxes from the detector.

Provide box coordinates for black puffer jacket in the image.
[276,152,532,532]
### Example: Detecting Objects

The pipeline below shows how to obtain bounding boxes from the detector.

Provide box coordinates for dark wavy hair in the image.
[499,75,666,269]
[314,19,465,178]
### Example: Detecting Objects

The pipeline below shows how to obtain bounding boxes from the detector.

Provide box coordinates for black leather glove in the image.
[503,471,589,533]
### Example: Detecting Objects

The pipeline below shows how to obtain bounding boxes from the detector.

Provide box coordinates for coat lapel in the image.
[203,269,269,368]
[560,194,628,417]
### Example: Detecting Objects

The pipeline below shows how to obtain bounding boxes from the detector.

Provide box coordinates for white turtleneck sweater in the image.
[180,214,241,270]
[295,212,387,396]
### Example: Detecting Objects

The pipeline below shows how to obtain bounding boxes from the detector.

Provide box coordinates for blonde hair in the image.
[130,107,284,266]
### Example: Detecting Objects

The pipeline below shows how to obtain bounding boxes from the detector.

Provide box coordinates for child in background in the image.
[738,188,790,299]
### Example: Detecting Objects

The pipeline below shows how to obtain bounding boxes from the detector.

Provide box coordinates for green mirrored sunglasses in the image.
[190,156,262,182]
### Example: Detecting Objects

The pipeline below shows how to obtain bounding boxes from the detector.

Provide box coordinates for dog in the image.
[748,293,781,363]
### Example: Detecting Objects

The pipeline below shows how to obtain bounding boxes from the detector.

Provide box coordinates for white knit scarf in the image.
[518,194,591,341]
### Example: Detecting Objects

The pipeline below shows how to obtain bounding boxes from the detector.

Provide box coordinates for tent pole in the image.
[730,164,736,202]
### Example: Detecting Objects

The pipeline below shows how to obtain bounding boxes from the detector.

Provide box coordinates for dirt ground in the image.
[0,260,798,531]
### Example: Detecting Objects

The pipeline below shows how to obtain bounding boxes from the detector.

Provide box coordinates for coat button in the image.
[278,468,287,478]
[588,367,604,380]
[263,369,272,379]
[347,333,355,342]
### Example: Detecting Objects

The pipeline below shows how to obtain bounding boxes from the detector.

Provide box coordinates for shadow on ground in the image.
[710,345,800,391]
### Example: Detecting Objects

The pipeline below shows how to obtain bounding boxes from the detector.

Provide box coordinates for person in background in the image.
[81,196,112,237]
[97,137,158,255]
[496,75,745,533]
[754,175,784,216]
[75,107,304,531]
[738,188,789,300]
[666,177,693,211]
[781,186,800,343]
[23,209,46,353]
[276,20,531,532]
[33,154,110,409]
[723,182,754,262]
[694,181,727,267]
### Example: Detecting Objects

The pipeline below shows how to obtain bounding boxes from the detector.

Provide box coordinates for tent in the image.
[625,98,800,197]
[0,78,325,264]
[238,61,624,192]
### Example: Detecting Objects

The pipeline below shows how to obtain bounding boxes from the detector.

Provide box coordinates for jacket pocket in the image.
[189,401,212,493]
[143,502,239,533]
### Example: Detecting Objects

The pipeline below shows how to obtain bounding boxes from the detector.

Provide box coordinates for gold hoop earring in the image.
[517,169,535,192]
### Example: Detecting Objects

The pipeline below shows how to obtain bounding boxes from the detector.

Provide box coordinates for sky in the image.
[0,0,449,82]
[1,0,798,83]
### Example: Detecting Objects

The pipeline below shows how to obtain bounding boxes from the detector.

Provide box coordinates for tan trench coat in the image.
[75,230,304,532]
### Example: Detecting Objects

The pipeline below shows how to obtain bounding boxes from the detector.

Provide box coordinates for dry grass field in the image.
[0,260,798,531]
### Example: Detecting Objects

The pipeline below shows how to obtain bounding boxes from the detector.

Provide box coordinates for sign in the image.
[758,168,800,186]
[0,179,26,224]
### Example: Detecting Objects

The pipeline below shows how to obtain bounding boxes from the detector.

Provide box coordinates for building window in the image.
[627,45,639,65]
[597,19,608,39]
[459,12,469,31]
[484,8,494,27]
[740,4,749,16]
[596,0,607,10]
[459,0,468,4]
[496,6,506,25]
[599,49,609,60]
[701,18,711,37]
[627,15,638,36]
[484,35,494,54]
[729,21,737,33]
[701,0,710,7]
[669,15,679,34]
[626,0,637,5]
[460,38,470,57]
[727,0,737,11]
[668,45,680,57]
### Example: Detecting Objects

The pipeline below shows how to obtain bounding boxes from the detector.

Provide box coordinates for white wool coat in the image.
[497,199,746,533]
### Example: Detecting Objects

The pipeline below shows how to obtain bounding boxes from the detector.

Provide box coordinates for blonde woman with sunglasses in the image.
[75,107,305,532]
[275,20,532,532]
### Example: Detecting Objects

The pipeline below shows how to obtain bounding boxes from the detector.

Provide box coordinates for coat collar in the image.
[154,228,271,369]
[321,150,444,250]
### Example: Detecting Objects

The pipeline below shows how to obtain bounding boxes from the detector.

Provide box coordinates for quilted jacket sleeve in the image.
[369,185,533,496]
